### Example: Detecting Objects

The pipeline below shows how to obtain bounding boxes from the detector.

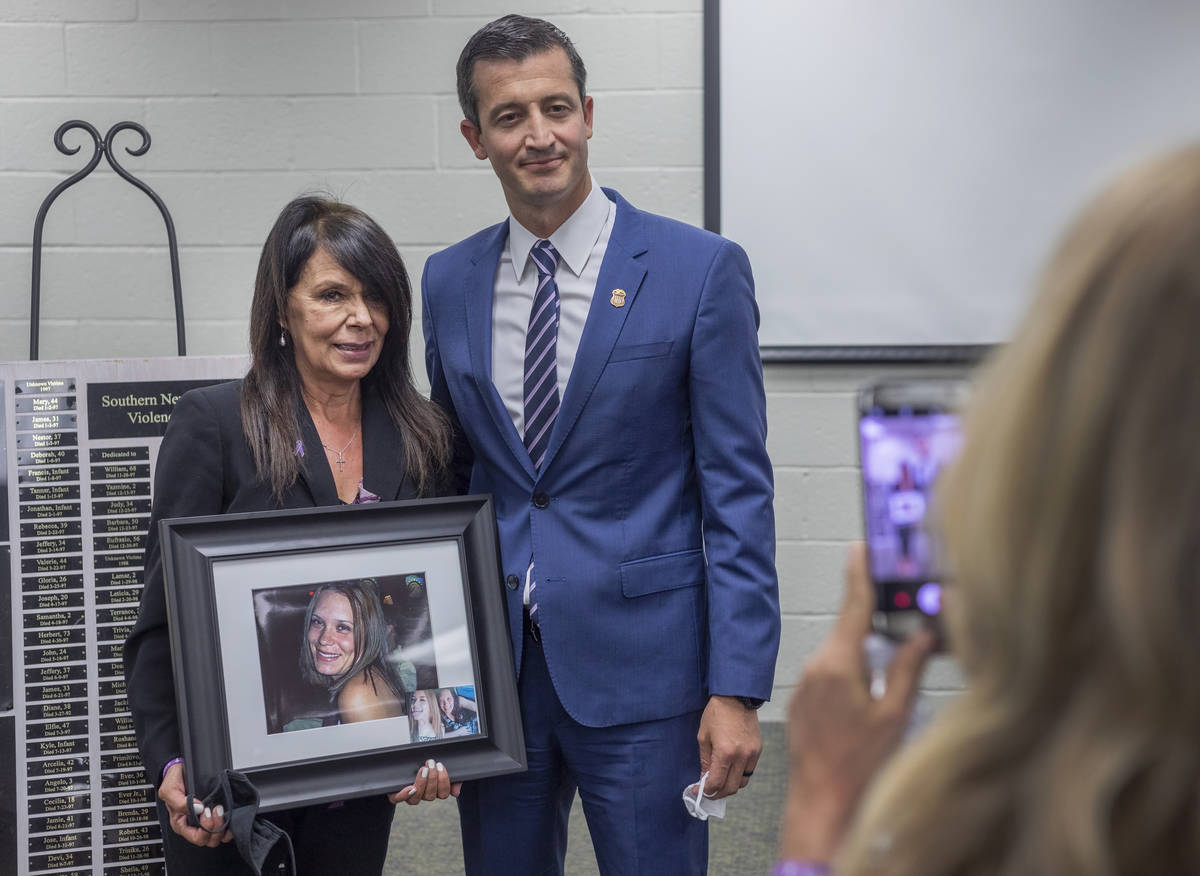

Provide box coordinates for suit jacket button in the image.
[505,574,520,590]
[532,492,550,509]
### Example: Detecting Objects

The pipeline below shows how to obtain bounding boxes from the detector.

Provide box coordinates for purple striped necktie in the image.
[523,239,562,470]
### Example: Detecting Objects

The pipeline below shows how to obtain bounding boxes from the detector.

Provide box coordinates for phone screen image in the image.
[859,408,963,616]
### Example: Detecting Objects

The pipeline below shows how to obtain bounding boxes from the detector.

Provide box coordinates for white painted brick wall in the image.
[0,0,972,721]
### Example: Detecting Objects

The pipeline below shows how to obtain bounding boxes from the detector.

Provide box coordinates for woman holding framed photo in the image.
[125,196,458,876]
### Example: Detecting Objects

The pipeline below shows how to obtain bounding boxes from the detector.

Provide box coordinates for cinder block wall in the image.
[0,0,967,719]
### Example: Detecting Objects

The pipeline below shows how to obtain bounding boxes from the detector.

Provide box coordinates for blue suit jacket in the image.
[423,189,779,728]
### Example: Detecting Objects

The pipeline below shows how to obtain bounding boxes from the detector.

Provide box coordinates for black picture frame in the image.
[160,495,524,812]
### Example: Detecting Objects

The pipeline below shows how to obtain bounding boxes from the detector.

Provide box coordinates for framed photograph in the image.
[160,495,524,812]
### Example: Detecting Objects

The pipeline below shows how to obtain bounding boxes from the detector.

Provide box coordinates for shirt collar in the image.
[507,177,610,282]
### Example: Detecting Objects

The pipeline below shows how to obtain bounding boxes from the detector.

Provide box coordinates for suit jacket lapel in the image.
[464,224,538,481]
[295,397,341,506]
[540,191,647,472]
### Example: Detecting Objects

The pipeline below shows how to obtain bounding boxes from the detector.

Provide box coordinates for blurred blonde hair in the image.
[838,146,1200,875]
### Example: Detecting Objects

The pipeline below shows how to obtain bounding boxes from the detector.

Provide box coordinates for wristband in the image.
[771,862,831,876]
[161,757,183,783]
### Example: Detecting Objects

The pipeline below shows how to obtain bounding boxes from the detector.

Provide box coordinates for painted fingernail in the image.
[421,767,428,778]
[408,787,417,796]
[214,805,224,819]
[427,758,435,767]
[192,802,204,816]
[203,807,211,819]
[436,762,445,772]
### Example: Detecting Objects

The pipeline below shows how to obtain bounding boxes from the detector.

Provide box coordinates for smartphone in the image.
[857,380,968,646]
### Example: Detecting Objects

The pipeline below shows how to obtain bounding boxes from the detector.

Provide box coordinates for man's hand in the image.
[158,760,231,847]
[696,695,762,799]
[388,759,462,806]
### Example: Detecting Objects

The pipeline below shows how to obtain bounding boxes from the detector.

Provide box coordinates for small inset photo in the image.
[408,686,480,743]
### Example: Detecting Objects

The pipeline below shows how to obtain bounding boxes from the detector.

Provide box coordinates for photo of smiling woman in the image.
[438,687,480,736]
[298,579,409,727]
[251,577,414,735]
[408,689,444,742]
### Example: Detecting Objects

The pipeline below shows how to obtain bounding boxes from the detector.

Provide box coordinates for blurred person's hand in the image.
[780,544,934,863]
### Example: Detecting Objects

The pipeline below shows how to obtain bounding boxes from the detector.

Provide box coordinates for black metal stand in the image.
[29,120,186,360]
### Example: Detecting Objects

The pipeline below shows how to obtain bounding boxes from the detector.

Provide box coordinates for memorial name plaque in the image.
[23,590,86,611]
[28,849,91,871]
[99,732,137,752]
[27,792,90,816]
[14,395,76,414]
[22,573,83,593]
[27,755,89,778]
[26,682,88,702]
[3,357,245,876]
[97,679,126,698]
[30,811,91,833]
[22,520,83,538]
[90,464,150,480]
[30,831,94,855]
[22,536,84,555]
[16,430,77,449]
[102,805,153,826]
[102,843,159,865]
[25,662,85,685]
[21,555,83,574]
[19,466,80,483]
[93,518,143,535]
[21,502,82,521]
[26,646,87,666]
[18,448,79,466]
[103,863,164,876]
[91,500,150,517]
[97,698,130,718]
[90,482,150,500]
[28,774,90,796]
[96,625,134,643]
[96,571,138,587]
[102,788,154,808]
[95,588,139,606]
[27,717,87,737]
[99,714,133,735]
[100,769,146,790]
[24,628,87,648]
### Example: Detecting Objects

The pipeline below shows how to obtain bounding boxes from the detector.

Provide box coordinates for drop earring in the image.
[279,330,287,348]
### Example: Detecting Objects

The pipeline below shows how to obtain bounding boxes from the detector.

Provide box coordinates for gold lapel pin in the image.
[610,288,627,308]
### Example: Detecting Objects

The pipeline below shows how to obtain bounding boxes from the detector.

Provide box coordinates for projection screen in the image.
[711,1,1200,354]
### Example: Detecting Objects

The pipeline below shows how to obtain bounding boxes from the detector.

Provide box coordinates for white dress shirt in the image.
[491,178,617,438]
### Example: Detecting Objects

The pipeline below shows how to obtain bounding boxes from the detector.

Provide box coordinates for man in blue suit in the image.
[422,14,780,874]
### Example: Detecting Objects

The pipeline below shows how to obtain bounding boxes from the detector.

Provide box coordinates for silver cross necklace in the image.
[321,428,359,473]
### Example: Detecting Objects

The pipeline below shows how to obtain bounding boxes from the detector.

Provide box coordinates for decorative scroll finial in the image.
[30,120,186,360]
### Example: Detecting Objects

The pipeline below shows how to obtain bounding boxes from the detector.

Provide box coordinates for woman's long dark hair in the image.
[241,195,449,500]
